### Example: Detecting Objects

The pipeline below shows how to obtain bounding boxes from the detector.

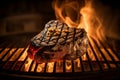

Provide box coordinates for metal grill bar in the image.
[44,63,47,72]
[2,48,18,69]
[63,60,66,73]
[90,37,111,69]
[79,57,84,72]
[0,42,16,61]
[19,56,28,71]
[0,34,120,79]
[10,48,26,70]
[33,63,38,72]
[98,38,119,68]
[88,39,103,70]
[53,62,56,73]
[86,52,93,71]
[104,39,120,61]
[8,35,31,71]
[71,60,75,72]
[28,60,34,72]
[0,38,119,72]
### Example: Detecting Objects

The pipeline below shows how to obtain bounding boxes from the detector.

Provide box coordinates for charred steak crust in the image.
[27,20,88,63]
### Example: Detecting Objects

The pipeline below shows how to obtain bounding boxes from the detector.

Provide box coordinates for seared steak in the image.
[27,20,88,63]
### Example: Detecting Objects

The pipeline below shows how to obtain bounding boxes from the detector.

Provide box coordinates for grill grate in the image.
[0,33,120,79]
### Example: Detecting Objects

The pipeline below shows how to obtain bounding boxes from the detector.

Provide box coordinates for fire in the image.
[52,0,107,43]
[24,0,119,72]
[25,0,98,72]
[52,0,82,28]
[51,0,107,71]
[79,0,94,34]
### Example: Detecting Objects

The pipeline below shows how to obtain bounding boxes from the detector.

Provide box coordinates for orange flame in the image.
[52,0,83,28]
[24,0,120,72]
[52,0,106,42]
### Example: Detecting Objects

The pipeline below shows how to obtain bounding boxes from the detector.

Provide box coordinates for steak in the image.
[27,20,88,63]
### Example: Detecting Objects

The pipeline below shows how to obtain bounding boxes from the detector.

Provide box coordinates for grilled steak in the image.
[27,20,88,63]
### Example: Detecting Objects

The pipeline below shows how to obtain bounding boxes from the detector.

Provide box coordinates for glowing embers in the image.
[0,37,120,73]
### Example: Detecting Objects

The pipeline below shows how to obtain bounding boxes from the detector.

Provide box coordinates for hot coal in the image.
[27,20,88,63]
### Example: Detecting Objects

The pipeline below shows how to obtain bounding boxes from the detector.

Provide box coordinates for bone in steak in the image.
[27,20,88,63]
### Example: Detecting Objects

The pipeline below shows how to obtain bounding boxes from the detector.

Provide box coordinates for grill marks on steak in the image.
[27,20,88,63]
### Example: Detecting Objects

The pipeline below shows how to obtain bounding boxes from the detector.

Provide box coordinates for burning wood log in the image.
[27,20,88,63]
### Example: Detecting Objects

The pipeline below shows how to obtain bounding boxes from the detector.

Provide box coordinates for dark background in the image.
[0,0,55,19]
[0,0,120,41]
[0,0,120,19]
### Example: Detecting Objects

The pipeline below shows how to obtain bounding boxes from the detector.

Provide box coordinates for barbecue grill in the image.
[0,32,120,80]
[0,0,120,80]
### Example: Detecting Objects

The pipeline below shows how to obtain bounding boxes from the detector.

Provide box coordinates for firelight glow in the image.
[52,0,106,43]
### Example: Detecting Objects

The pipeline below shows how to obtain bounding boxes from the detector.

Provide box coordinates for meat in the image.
[27,20,88,63]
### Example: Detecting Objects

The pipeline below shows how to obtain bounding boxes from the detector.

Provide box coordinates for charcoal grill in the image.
[0,0,120,80]
[0,32,120,80]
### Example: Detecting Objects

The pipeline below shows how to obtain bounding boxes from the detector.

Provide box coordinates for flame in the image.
[52,0,109,43]
[51,0,107,71]
[78,0,105,44]
[52,0,82,28]
[79,0,94,34]
[24,0,120,72]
